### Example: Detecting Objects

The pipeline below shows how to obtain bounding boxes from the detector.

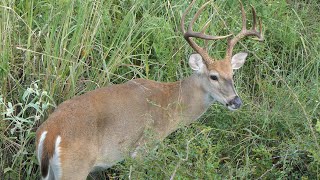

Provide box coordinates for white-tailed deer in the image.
[36,1,263,179]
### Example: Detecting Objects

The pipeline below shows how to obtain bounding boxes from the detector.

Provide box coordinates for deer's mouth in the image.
[226,96,242,111]
[227,104,238,111]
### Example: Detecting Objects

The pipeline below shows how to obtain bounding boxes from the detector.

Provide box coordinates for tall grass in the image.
[0,0,319,179]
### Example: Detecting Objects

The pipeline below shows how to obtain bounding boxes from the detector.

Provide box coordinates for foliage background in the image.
[0,0,319,179]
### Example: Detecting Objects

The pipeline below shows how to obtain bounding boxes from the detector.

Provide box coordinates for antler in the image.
[225,1,264,59]
[181,0,232,65]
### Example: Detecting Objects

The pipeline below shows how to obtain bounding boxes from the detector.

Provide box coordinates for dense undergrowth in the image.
[0,0,319,179]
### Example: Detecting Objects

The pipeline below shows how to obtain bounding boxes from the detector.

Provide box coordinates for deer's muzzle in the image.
[227,96,242,110]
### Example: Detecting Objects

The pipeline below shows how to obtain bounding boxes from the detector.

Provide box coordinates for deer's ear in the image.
[189,54,206,73]
[231,52,248,70]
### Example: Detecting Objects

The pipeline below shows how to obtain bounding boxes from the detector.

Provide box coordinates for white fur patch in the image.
[38,131,47,164]
[131,149,139,158]
[50,136,62,179]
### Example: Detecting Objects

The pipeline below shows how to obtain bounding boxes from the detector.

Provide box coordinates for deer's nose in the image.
[228,96,242,109]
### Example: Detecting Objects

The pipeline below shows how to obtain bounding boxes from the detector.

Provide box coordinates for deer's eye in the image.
[210,75,218,81]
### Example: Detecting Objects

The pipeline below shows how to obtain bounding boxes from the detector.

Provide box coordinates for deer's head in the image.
[181,0,263,110]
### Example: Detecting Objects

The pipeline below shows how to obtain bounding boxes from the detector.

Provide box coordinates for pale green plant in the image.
[0,82,55,179]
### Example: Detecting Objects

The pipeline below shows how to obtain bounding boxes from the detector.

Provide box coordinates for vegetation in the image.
[1,0,319,179]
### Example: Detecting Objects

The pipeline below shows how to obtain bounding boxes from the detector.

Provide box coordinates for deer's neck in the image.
[135,74,215,140]
[172,73,215,125]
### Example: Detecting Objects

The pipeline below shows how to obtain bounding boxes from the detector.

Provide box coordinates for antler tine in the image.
[181,0,196,34]
[240,1,246,31]
[259,15,264,40]
[201,21,211,51]
[186,1,232,41]
[188,1,210,35]
[251,5,256,30]
[250,5,264,40]
[200,19,211,34]
[225,1,264,59]
[259,18,263,40]
[181,0,232,64]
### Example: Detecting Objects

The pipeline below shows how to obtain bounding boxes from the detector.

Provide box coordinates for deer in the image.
[36,0,263,179]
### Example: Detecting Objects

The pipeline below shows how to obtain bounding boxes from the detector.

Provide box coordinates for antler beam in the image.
[181,0,232,65]
[225,1,264,59]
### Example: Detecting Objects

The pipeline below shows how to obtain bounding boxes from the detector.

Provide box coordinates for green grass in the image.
[1,0,319,179]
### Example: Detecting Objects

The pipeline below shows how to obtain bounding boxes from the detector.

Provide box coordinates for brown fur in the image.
[36,76,218,179]
[36,51,251,180]
[208,59,233,77]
